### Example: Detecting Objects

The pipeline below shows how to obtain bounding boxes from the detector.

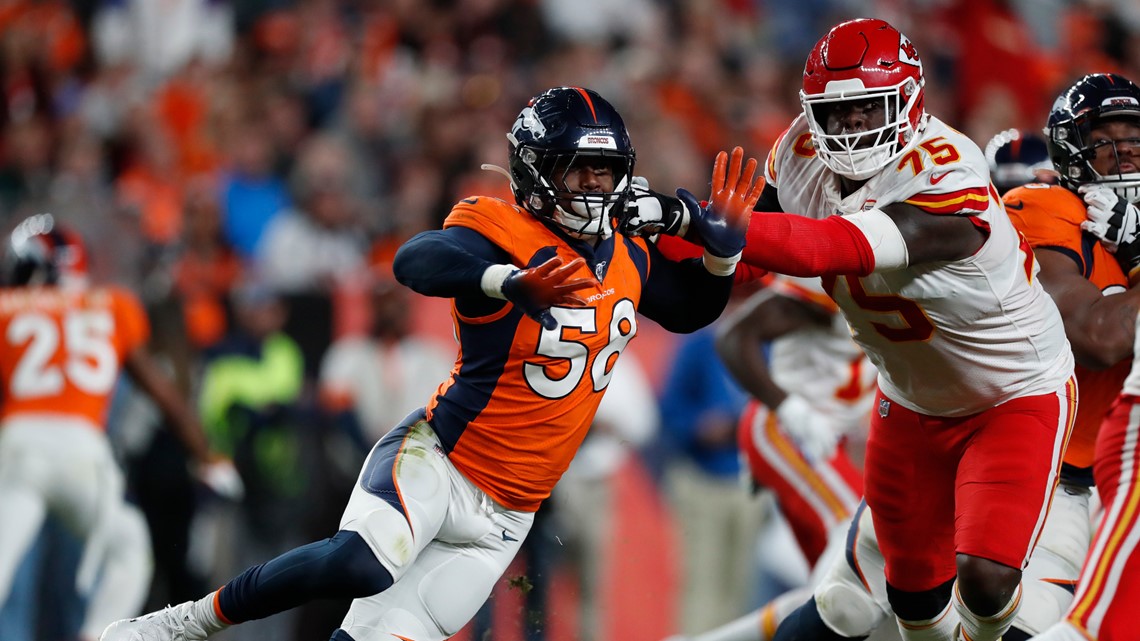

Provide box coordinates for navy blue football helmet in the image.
[1046,73,1140,202]
[984,128,1054,194]
[2,214,88,287]
[507,87,635,237]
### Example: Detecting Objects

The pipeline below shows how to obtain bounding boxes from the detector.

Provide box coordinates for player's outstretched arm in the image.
[124,349,244,500]
[394,227,591,329]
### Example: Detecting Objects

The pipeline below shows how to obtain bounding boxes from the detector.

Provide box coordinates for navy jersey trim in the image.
[358,411,429,520]
[429,307,523,453]
[623,236,650,285]
[1036,245,1086,278]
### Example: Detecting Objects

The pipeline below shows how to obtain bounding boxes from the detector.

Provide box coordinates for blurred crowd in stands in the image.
[1,1,1139,641]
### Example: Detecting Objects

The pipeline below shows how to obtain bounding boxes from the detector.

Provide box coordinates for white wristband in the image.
[702,250,740,276]
[480,264,518,299]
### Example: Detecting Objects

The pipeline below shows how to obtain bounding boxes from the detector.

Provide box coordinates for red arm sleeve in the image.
[741,213,875,277]
[654,234,770,285]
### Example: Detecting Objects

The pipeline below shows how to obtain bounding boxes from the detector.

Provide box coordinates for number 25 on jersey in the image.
[7,310,118,399]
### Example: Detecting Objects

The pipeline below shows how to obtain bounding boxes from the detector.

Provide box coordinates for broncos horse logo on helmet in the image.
[2,214,89,288]
[501,87,635,238]
[1047,72,1140,203]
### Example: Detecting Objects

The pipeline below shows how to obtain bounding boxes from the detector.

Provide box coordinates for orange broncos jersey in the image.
[1004,183,1129,471]
[429,197,652,511]
[0,285,150,427]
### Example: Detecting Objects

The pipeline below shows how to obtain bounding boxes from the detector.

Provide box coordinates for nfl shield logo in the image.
[878,399,891,418]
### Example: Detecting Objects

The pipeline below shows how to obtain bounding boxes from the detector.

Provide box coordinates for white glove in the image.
[1079,184,1140,251]
[774,394,839,463]
[620,176,691,237]
[195,458,245,501]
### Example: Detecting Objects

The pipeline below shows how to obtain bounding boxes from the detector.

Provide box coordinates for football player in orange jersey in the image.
[101,86,759,641]
[0,215,240,641]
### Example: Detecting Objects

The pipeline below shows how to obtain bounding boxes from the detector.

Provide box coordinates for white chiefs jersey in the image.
[767,275,876,437]
[763,114,1073,416]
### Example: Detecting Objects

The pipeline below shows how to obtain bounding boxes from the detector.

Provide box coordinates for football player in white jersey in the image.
[628,17,1076,641]
[719,275,871,562]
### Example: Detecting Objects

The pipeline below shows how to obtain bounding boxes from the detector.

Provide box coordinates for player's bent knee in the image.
[886,578,954,621]
[816,581,885,637]
[956,555,1021,615]
[345,506,418,581]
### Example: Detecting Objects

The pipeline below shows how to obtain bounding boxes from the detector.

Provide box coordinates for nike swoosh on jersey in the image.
[930,171,951,185]
[1005,200,1025,210]
[502,529,518,542]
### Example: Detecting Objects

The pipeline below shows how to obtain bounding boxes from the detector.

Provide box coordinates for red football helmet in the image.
[2,214,89,288]
[800,18,927,180]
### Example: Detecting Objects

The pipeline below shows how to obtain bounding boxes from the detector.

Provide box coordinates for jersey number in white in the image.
[7,310,118,398]
[524,299,637,399]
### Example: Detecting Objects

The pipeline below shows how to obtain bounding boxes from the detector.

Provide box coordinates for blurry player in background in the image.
[677,274,872,641]
[0,214,240,641]
[984,128,1057,194]
[651,18,1076,641]
[101,85,757,641]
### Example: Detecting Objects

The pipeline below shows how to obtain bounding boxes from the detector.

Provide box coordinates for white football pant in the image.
[338,420,534,641]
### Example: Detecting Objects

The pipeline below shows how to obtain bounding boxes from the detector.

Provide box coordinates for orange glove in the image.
[502,256,593,329]
[711,146,765,228]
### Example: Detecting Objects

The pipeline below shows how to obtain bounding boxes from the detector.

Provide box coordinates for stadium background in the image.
[0,1,1138,641]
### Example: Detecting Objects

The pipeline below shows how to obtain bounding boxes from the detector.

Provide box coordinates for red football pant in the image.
[738,401,863,565]
[863,380,1077,592]
[1064,395,1140,641]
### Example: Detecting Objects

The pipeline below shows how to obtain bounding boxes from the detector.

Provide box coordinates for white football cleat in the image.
[99,602,210,641]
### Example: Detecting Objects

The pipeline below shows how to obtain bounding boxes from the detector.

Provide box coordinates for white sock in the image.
[189,590,231,636]
[896,599,961,641]
[954,582,1021,641]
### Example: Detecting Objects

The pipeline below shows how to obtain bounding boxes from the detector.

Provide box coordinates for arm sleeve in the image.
[654,234,769,284]
[392,227,511,298]
[741,212,875,277]
[639,240,734,333]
